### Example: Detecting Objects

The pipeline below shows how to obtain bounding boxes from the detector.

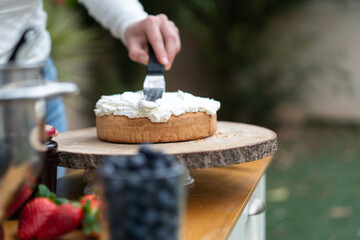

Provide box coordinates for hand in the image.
[124,14,181,70]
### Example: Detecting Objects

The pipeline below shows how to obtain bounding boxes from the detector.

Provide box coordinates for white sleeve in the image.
[77,0,148,44]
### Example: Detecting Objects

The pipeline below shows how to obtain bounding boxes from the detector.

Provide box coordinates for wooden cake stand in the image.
[54,121,277,193]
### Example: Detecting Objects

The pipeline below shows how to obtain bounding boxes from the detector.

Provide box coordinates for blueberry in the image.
[164,155,176,167]
[128,154,146,170]
[131,225,148,239]
[155,168,170,179]
[168,217,179,230]
[123,189,139,203]
[137,169,151,179]
[126,204,140,218]
[110,227,125,240]
[143,181,157,193]
[161,177,179,196]
[138,193,156,207]
[100,162,115,175]
[154,225,170,239]
[139,145,155,158]
[166,235,177,240]
[125,176,143,189]
[123,219,141,239]
[142,208,158,225]
[138,146,178,171]
[158,211,173,224]
[139,145,152,154]
[154,151,165,158]
[105,178,124,191]
[107,156,127,169]
[114,157,128,169]
[157,189,175,209]
[105,192,124,208]
[143,236,156,240]
[152,158,167,169]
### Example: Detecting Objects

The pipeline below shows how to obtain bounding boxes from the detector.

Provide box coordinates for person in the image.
[0,0,181,177]
[0,0,181,131]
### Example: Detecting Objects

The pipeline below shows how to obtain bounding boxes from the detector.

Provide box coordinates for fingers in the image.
[143,14,181,70]
[143,15,169,67]
[160,19,181,70]
[127,34,149,65]
[125,14,181,69]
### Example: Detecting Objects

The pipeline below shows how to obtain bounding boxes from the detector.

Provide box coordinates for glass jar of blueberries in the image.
[98,146,185,240]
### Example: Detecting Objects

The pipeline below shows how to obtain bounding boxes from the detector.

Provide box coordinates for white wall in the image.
[272,0,360,122]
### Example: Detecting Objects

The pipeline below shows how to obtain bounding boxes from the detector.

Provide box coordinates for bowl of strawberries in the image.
[18,184,100,240]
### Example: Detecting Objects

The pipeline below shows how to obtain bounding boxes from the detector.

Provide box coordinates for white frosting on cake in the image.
[94,90,221,123]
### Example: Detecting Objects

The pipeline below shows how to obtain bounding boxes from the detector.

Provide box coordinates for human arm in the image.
[77,0,180,70]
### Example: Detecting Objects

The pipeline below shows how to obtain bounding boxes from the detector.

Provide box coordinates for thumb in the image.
[127,38,149,65]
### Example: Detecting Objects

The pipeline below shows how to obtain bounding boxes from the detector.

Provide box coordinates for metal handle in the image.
[0,81,79,101]
[248,197,265,216]
[8,26,40,63]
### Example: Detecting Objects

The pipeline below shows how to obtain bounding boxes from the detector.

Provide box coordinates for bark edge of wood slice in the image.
[55,121,277,169]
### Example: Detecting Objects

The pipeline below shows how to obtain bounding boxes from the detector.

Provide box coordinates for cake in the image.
[94,90,221,143]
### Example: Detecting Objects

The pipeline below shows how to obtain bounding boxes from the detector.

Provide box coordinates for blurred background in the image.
[47,0,360,239]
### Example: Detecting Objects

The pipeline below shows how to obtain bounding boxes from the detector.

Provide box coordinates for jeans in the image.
[43,59,67,178]
[43,59,68,132]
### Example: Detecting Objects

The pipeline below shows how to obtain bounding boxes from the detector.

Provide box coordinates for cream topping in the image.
[94,90,221,123]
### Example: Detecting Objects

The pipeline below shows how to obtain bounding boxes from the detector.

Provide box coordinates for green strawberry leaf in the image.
[37,184,51,198]
[55,197,69,205]
[81,200,100,236]
[84,200,92,213]
[37,184,69,205]
[71,201,81,208]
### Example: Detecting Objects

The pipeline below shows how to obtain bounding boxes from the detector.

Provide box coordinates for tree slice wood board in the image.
[54,121,277,170]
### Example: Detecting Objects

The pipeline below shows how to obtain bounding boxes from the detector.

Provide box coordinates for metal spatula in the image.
[142,44,165,102]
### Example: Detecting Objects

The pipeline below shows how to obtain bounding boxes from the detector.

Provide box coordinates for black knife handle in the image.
[146,43,165,75]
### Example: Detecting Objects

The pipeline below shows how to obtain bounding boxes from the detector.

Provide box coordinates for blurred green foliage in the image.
[45,2,99,111]
[48,0,325,124]
[142,0,312,124]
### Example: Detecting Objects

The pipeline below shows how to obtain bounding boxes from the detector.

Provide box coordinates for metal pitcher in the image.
[0,61,78,222]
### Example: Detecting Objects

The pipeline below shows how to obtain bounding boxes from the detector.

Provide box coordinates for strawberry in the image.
[80,195,101,237]
[18,197,57,240]
[19,185,87,240]
[7,172,37,217]
[7,182,33,218]
[80,195,98,206]
[36,202,84,240]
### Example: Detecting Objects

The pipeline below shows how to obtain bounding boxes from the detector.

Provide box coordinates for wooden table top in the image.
[183,155,271,239]
[55,121,277,169]
[4,156,272,240]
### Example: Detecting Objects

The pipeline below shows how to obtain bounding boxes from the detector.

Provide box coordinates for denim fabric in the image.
[43,59,68,132]
[43,59,67,178]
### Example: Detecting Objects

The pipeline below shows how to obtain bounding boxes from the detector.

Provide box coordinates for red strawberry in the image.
[7,182,33,217]
[80,195,100,211]
[80,195,101,237]
[7,173,37,217]
[36,202,83,240]
[18,197,57,240]
[80,194,96,203]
